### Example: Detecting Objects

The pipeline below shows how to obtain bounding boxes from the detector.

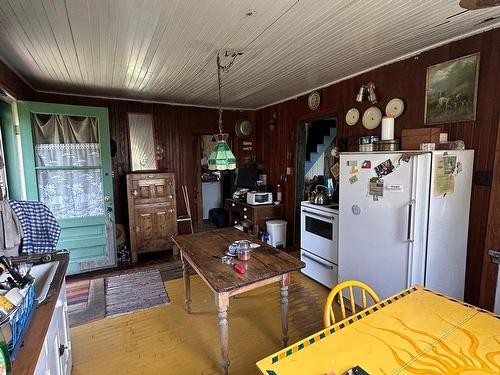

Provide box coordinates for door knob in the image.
[132,190,138,197]
[104,195,111,202]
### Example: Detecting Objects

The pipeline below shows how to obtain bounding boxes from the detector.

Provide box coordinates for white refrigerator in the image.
[339,150,474,301]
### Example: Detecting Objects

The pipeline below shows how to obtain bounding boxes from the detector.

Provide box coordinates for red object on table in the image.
[233,263,246,274]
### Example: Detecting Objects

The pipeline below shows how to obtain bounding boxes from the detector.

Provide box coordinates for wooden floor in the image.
[70,271,330,374]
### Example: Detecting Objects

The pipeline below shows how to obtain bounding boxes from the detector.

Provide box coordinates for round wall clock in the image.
[362,106,383,130]
[386,98,405,118]
[308,91,321,110]
[235,118,253,139]
[345,108,360,126]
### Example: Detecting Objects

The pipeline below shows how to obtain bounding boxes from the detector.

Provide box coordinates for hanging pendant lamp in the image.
[208,53,237,171]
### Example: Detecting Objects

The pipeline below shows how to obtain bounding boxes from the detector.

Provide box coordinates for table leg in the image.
[216,292,230,375]
[181,250,192,313]
[280,273,291,347]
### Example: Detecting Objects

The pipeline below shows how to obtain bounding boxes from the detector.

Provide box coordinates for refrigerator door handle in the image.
[407,199,416,242]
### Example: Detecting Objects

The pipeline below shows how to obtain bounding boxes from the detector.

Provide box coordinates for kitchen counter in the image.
[12,252,69,375]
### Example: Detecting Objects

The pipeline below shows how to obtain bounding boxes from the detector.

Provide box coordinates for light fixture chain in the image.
[217,53,223,134]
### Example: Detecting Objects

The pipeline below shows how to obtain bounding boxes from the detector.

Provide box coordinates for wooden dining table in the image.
[257,285,500,375]
[172,228,304,375]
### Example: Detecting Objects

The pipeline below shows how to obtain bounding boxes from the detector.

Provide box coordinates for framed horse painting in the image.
[424,53,480,125]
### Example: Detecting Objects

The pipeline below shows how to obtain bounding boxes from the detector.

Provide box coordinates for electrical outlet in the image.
[474,171,492,186]
[286,167,293,175]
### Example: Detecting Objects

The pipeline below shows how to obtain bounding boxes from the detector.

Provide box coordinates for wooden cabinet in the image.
[127,173,177,262]
[224,199,285,237]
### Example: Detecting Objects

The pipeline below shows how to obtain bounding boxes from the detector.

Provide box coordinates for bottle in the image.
[276,184,282,202]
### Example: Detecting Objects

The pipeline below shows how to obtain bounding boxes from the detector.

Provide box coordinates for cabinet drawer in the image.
[228,201,251,215]
[300,250,338,289]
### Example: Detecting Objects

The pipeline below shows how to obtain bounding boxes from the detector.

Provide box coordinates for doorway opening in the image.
[198,135,224,231]
[294,115,338,245]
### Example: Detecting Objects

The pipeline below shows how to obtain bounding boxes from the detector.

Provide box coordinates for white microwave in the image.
[246,191,273,205]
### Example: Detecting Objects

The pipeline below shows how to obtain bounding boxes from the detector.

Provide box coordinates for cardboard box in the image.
[401,128,441,150]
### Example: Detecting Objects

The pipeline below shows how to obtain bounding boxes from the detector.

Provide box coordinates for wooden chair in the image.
[323,280,380,328]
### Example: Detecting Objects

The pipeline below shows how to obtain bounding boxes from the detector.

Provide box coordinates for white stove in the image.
[300,201,339,288]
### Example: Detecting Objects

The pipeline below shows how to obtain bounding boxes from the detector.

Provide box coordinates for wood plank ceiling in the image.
[0,0,499,109]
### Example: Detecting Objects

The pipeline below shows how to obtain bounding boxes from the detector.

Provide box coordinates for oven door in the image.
[301,208,338,263]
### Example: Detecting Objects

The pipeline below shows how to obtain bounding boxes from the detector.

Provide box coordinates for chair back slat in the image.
[338,290,346,320]
[349,286,356,314]
[323,280,380,328]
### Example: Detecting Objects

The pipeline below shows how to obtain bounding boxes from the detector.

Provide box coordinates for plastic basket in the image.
[0,282,36,358]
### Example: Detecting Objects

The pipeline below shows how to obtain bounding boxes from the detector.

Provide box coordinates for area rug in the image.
[105,270,170,318]
[66,278,106,327]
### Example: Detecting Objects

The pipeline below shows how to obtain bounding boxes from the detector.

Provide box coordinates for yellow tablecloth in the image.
[256,286,500,374]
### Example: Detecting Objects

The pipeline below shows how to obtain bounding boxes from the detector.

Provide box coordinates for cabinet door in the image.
[135,204,176,252]
[129,174,175,205]
[34,284,72,375]
[155,205,176,243]
[57,285,72,374]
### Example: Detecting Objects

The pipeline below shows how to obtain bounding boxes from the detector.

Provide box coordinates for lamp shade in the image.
[208,133,236,171]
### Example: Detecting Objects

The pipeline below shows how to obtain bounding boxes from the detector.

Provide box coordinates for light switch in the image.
[286,167,293,175]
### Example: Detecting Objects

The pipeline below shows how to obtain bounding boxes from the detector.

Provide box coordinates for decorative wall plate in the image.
[308,91,321,110]
[386,98,405,118]
[235,118,253,138]
[362,106,383,130]
[345,108,360,126]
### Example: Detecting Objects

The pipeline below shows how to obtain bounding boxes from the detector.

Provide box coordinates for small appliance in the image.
[246,191,273,205]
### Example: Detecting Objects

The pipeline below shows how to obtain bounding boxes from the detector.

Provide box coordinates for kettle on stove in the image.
[309,185,329,205]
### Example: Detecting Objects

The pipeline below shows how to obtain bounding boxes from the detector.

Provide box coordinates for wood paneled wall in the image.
[1,28,498,305]
[0,60,33,99]
[32,93,249,230]
[255,29,500,306]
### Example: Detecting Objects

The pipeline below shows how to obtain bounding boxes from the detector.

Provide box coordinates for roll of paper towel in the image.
[381,116,394,140]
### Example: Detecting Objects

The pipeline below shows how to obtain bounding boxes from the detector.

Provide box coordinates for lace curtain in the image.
[32,114,104,219]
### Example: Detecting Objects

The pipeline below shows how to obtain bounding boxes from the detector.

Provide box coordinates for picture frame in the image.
[424,53,480,125]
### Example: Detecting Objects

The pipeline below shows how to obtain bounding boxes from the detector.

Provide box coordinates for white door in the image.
[339,152,430,300]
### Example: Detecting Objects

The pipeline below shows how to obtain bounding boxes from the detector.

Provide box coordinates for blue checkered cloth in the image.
[9,200,61,254]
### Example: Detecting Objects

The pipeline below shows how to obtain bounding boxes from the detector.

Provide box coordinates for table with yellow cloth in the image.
[257,286,500,374]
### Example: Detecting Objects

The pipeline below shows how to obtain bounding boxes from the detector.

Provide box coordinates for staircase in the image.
[304,124,337,175]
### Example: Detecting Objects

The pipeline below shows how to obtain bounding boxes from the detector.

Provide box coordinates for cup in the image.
[237,240,252,261]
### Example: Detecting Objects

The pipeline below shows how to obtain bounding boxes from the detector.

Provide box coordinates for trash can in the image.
[266,220,287,248]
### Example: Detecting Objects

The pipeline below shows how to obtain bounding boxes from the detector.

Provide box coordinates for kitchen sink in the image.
[30,261,60,304]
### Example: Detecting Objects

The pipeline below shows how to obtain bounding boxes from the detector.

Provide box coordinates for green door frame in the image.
[16,101,115,274]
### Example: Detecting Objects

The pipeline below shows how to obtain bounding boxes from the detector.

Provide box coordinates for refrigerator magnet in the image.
[369,177,384,197]
[347,160,358,167]
[374,159,395,177]
[361,160,371,169]
[350,166,359,174]
[330,162,340,178]
[349,175,358,184]
[386,184,404,192]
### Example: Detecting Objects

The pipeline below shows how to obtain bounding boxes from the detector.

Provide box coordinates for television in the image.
[233,168,258,190]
